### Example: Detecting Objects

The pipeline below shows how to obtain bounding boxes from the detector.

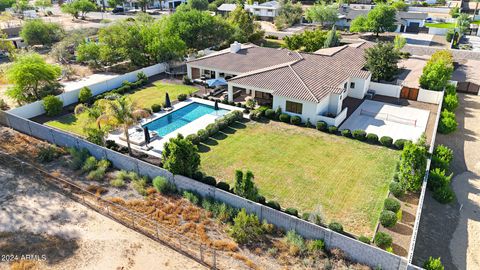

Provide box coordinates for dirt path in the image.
[412,94,480,270]
[0,164,206,270]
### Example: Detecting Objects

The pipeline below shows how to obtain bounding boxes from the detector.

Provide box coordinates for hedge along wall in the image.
[0,110,411,270]
[7,63,168,119]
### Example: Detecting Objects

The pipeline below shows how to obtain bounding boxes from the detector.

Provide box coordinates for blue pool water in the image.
[143,102,229,137]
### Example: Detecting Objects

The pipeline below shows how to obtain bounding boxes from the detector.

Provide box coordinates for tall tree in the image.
[162,134,201,177]
[228,6,264,43]
[305,3,339,27]
[364,42,400,82]
[349,4,396,36]
[188,0,208,10]
[274,0,303,30]
[61,0,96,19]
[6,53,62,104]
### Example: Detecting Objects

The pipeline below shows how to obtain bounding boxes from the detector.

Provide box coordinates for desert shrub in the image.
[266,200,281,210]
[428,168,452,191]
[433,185,455,204]
[183,191,201,205]
[279,113,290,123]
[358,236,371,244]
[205,123,219,136]
[380,136,393,147]
[43,95,63,117]
[394,139,408,150]
[86,167,106,181]
[67,148,89,170]
[379,210,397,228]
[285,230,306,255]
[384,198,401,213]
[185,134,200,145]
[424,257,445,270]
[438,109,457,134]
[352,129,366,141]
[366,133,378,143]
[82,156,98,173]
[197,129,209,141]
[265,109,276,119]
[443,92,458,112]
[216,181,231,192]
[176,93,187,101]
[151,103,162,113]
[285,208,299,217]
[202,176,217,186]
[327,125,338,134]
[152,176,176,194]
[290,115,302,125]
[307,239,325,253]
[374,232,392,249]
[229,209,264,244]
[78,87,92,103]
[192,171,204,181]
[132,176,148,196]
[97,159,110,169]
[37,145,61,162]
[316,121,327,131]
[341,129,351,137]
[110,178,125,187]
[328,222,343,233]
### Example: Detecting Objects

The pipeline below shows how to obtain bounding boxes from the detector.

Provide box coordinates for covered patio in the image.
[227,84,274,106]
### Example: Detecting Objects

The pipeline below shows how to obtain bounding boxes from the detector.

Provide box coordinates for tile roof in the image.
[229,42,372,102]
[187,45,303,74]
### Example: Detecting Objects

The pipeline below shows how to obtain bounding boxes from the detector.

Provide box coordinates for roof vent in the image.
[230,41,241,54]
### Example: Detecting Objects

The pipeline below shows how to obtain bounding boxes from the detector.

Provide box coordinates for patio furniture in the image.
[211,88,226,97]
[366,90,376,100]
[120,129,159,146]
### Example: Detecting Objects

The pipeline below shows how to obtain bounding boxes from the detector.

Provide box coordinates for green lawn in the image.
[45,82,197,136]
[472,20,480,25]
[425,22,455,29]
[199,121,399,237]
[261,38,286,49]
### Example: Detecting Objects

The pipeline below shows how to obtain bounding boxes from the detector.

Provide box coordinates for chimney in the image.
[230,41,241,54]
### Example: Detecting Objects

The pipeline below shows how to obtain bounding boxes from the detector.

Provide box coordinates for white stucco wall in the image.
[272,95,320,123]
[347,77,370,99]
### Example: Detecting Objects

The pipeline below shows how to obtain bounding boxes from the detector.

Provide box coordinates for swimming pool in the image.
[143,102,229,137]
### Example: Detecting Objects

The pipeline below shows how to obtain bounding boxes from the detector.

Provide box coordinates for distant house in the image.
[187,42,374,126]
[217,3,237,16]
[395,11,429,33]
[245,1,281,21]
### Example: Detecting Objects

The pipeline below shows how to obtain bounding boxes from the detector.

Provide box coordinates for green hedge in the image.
[290,115,302,125]
[316,121,327,131]
[380,136,393,147]
[352,129,366,141]
[279,113,290,123]
[379,210,397,227]
[384,198,401,213]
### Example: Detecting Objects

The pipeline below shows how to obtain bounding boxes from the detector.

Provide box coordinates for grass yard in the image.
[261,38,286,49]
[199,121,399,237]
[425,22,455,29]
[45,82,198,136]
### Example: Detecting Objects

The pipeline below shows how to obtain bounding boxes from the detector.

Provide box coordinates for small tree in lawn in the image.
[234,170,259,201]
[162,134,201,178]
[399,140,427,192]
[365,42,400,82]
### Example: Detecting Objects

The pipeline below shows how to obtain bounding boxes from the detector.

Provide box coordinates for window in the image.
[255,91,272,99]
[350,82,355,88]
[344,82,347,89]
[286,101,303,114]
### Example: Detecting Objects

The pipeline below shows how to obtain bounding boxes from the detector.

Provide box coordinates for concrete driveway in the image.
[401,33,435,46]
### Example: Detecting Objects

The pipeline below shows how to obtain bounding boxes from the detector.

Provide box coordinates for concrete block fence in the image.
[0,111,419,270]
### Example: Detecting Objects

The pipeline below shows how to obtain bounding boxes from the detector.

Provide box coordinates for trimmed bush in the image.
[432,145,453,170]
[152,176,176,194]
[374,232,392,249]
[394,139,408,150]
[78,87,92,103]
[264,109,276,119]
[290,115,302,125]
[379,210,398,228]
[380,136,393,147]
[327,125,338,134]
[285,207,299,217]
[43,95,63,117]
[316,121,327,131]
[384,198,401,213]
[328,222,343,233]
[352,129,366,141]
[151,103,162,113]
[192,171,204,181]
[279,113,290,123]
[366,133,379,143]
[358,236,371,244]
[177,93,188,101]
[205,123,219,136]
[202,176,217,186]
[428,168,452,191]
[216,181,231,192]
[433,185,455,204]
[215,118,228,130]
[443,92,458,112]
[266,200,281,210]
[389,181,405,198]
[197,129,209,141]
[341,129,351,137]
[438,109,457,134]
[186,134,200,145]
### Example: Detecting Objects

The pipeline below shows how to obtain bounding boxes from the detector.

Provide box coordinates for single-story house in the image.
[395,11,429,33]
[217,3,237,16]
[187,42,374,126]
[337,7,369,29]
[245,1,281,21]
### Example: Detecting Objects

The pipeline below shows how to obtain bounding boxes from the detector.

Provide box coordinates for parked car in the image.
[111,7,124,14]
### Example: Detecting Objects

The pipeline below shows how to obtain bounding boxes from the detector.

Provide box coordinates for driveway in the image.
[401,33,434,46]
[412,94,480,270]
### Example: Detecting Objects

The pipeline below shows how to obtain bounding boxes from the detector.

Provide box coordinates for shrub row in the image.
[94,72,148,101]
[439,83,458,134]
[428,144,455,204]
[186,110,243,145]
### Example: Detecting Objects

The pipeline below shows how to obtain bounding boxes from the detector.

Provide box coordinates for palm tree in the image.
[97,97,149,156]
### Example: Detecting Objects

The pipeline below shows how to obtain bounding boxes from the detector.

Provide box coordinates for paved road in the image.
[412,93,480,270]
[403,45,480,60]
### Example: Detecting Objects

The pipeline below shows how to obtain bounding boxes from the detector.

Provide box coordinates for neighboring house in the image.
[337,6,369,29]
[395,11,429,33]
[217,3,237,16]
[187,42,374,126]
[122,0,183,10]
[245,1,281,21]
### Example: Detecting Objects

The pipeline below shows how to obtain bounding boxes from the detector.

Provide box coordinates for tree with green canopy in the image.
[364,42,400,81]
[305,2,339,27]
[349,4,397,36]
[162,134,201,177]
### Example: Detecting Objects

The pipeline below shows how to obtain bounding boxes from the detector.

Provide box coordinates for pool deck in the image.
[107,98,243,158]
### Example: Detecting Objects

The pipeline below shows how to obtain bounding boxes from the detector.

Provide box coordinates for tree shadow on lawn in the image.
[197,120,248,153]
